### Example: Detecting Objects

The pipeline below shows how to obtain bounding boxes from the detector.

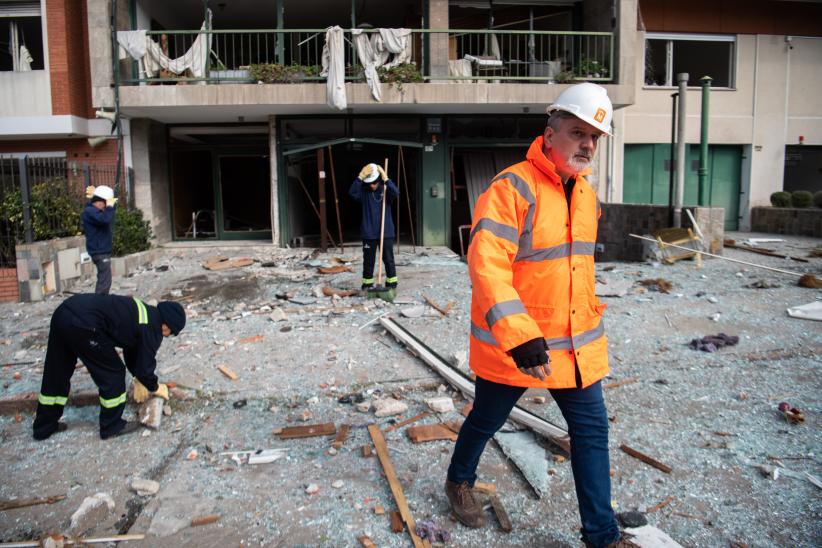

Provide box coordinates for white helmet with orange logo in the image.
[547,82,613,135]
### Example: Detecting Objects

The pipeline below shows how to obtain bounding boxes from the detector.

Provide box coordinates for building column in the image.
[429,0,449,78]
[268,115,280,246]
[130,119,171,243]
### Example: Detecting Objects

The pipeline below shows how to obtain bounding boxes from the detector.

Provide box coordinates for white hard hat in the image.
[92,185,114,201]
[363,163,380,183]
[547,83,613,135]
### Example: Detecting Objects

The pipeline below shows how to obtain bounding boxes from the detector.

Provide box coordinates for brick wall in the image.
[0,139,118,165]
[47,0,93,118]
[0,268,19,302]
[750,207,822,238]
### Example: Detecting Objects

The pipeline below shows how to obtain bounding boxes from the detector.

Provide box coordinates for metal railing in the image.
[117,28,613,85]
[0,156,129,267]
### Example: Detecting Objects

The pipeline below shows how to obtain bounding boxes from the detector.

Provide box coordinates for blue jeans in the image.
[447,376,620,547]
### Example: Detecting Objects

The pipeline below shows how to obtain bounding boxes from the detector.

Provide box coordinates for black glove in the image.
[509,338,549,370]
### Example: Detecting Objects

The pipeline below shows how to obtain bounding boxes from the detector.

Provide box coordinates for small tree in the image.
[769,191,791,207]
[791,190,813,208]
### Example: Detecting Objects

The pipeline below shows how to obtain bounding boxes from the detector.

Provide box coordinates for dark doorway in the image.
[170,150,216,239]
[218,154,271,235]
[283,143,419,248]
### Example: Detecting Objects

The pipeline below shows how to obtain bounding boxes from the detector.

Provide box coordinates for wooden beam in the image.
[406,424,458,443]
[279,423,337,439]
[383,412,429,434]
[331,424,351,449]
[619,443,672,474]
[0,494,65,512]
[489,494,513,532]
[367,425,430,548]
[379,317,570,452]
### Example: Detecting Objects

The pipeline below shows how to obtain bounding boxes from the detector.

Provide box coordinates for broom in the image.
[367,159,396,302]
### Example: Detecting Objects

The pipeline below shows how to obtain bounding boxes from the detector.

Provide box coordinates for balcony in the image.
[115,28,613,86]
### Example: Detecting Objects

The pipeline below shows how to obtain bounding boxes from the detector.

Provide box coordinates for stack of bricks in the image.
[751,207,822,238]
[0,267,19,302]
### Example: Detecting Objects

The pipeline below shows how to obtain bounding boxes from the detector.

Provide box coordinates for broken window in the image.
[0,2,44,72]
[644,33,734,88]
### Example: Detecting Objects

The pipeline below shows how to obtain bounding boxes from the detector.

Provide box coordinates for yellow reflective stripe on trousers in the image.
[38,393,68,406]
[386,276,398,283]
[133,298,148,325]
[99,392,127,408]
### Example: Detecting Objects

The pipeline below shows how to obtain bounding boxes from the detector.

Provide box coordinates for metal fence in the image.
[117,28,613,84]
[0,156,129,267]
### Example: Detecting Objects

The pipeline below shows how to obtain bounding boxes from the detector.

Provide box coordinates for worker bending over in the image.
[445,84,637,547]
[33,293,186,440]
[349,163,400,290]
[81,185,117,295]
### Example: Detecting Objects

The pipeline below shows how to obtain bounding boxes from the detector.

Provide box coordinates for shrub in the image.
[112,207,152,257]
[813,191,822,208]
[769,191,792,207]
[248,63,321,83]
[377,63,423,91]
[0,178,82,241]
[791,190,813,208]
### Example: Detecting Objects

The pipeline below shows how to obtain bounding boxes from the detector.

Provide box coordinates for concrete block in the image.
[16,259,29,282]
[67,492,115,536]
[57,248,81,280]
[27,280,43,302]
[110,257,127,278]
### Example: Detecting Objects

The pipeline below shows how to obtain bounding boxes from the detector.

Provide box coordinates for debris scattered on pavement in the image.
[687,333,739,352]
[279,423,337,439]
[130,478,160,496]
[67,493,115,536]
[619,444,672,474]
[217,364,238,380]
[639,278,673,293]
[190,514,220,527]
[415,519,452,542]
[786,301,822,321]
[778,402,805,424]
[0,494,66,512]
[406,423,458,443]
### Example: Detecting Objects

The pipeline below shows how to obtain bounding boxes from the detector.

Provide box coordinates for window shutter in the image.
[0,1,41,18]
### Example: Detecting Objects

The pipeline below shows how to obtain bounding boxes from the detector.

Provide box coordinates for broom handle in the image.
[628,233,804,277]
[376,159,388,286]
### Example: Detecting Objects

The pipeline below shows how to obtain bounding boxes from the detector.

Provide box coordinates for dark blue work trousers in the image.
[447,376,620,547]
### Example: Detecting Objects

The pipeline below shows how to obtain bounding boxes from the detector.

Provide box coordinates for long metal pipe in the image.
[668,92,678,226]
[673,72,688,228]
[698,76,712,205]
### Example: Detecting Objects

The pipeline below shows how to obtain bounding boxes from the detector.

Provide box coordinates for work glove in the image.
[85,185,96,199]
[375,165,388,182]
[106,197,118,208]
[133,379,169,403]
[358,164,375,181]
[509,338,551,381]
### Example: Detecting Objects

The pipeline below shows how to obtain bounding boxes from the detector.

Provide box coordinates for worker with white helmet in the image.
[445,83,636,547]
[82,184,118,294]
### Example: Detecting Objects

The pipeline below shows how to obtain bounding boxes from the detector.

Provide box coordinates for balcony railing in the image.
[117,28,613,85]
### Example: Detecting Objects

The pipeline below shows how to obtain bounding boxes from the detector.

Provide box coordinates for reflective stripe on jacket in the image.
[468,136,608,389]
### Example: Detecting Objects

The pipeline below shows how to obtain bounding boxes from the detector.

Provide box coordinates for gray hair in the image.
[546,110,577,131]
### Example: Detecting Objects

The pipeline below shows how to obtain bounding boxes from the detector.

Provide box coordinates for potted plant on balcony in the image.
[575,58,609,80]
[376,63,423,92]
[248,63,322,83]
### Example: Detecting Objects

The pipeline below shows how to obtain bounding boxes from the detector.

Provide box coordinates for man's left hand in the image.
[106,197,118,208]
[375,165,388,182]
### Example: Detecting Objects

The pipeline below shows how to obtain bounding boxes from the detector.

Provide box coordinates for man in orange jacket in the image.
[445,84,636,548]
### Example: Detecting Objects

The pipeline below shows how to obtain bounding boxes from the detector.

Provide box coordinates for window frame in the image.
[644,32,737,90]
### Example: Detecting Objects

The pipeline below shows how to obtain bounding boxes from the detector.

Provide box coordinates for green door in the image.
[624,144,741,230]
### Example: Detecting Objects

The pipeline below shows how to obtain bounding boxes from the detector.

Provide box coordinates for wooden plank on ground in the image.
[217,365,238,380]
[0,494,65,512]
[603,377,638,390]
[619,443,672,474]
[406,424,458,443]
[380,317,570,452]
[331,424,350,449]
[489,494,513,532]
[279,423,337,439]
[191,514,220,527]
[383,412,429,434]
[357,535,377,548]
[390,510,404,533]
[367,424,430,548]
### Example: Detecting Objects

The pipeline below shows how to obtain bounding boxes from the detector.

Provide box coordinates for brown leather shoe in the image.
[445,480,485,528]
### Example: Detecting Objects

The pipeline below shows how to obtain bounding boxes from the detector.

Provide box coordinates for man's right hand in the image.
[509,338,551,381]
[132,379,150,403]
[358,164,374,181]
[106,197,118,208]
[85,185,96,199]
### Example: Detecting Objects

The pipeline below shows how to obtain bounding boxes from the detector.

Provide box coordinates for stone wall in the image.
[750,207,822,238]
[596,204,725,262]
[14,237,162,302]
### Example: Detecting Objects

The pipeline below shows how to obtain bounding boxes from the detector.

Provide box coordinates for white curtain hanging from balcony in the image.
[118,10,212,83]
[320,26,347,110]
[351,28,412,103]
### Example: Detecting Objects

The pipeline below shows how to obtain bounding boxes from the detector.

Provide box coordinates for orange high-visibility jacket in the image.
[468,136,608,389]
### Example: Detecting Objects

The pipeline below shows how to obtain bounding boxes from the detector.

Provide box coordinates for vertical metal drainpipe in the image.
[673,72,688,228]
[110,0,123,197]
[698,76,712,206]
[668,92,678,226]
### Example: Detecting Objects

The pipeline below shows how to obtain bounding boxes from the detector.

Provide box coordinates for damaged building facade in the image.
[2,0,821,250]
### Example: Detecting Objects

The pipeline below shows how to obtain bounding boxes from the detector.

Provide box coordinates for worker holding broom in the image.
[349,162,400,294]
[445,83,637,548]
